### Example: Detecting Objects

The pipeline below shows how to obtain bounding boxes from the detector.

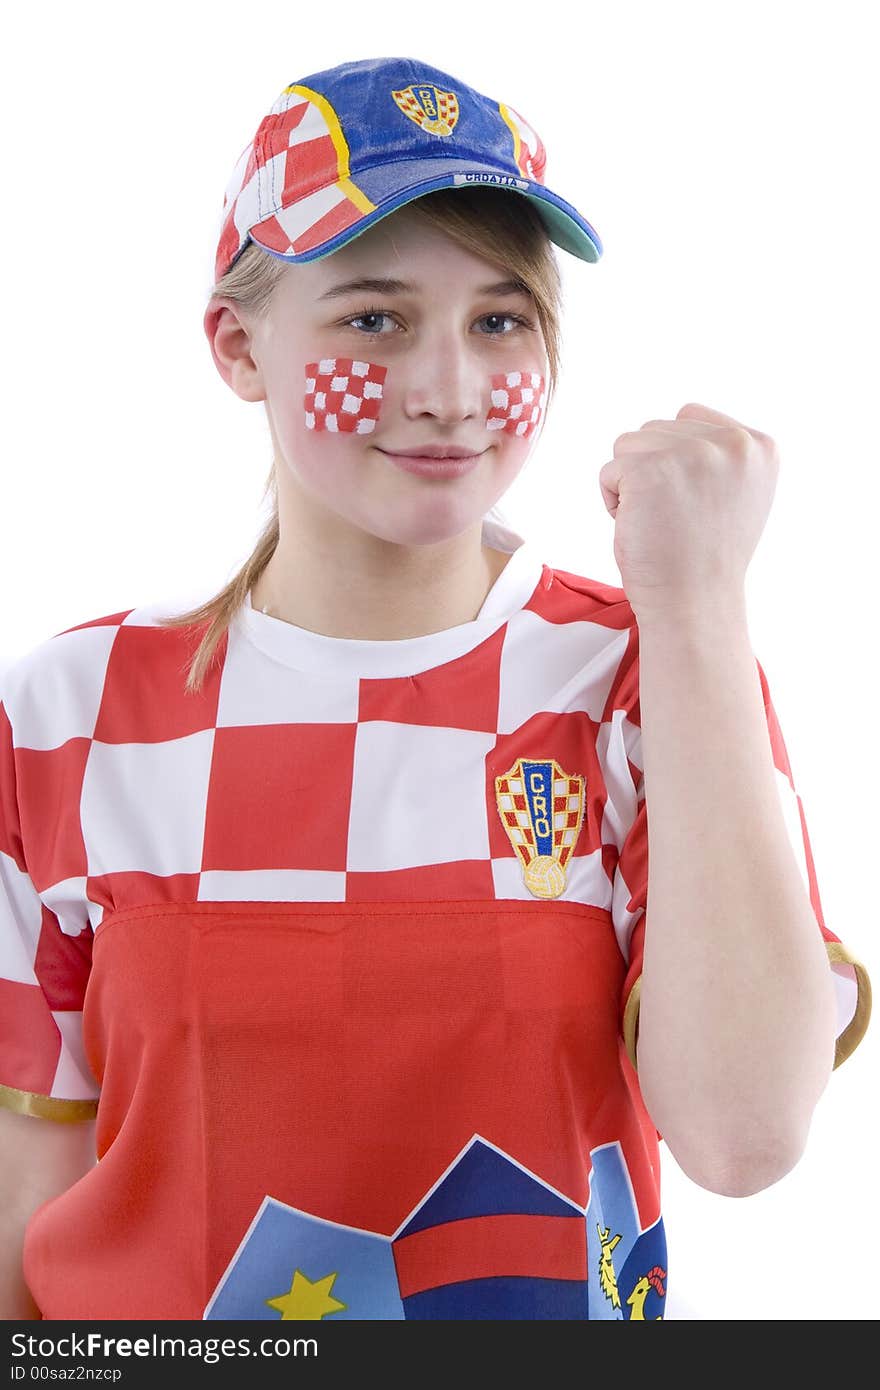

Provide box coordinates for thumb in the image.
[598,458,621,517]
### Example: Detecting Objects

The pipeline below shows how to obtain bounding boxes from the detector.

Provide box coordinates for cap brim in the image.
[247,158,602,266]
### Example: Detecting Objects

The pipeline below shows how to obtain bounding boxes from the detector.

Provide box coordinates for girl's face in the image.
[224,208,550,549]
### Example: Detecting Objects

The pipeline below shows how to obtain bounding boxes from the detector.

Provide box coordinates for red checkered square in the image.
[0,977,62,1095]
[16,742,90,894]
[487,371,547,438]
[203,722,357,872]
[304,358,387,433]
[94,622,223,744]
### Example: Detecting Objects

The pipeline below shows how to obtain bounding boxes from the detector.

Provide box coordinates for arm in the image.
[0,1106,97,1319]
[633,590,838,1197]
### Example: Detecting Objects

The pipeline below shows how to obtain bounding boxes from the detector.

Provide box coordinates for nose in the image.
[398,329,488,425]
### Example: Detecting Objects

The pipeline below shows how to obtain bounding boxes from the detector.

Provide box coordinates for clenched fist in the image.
[598,402,780,621]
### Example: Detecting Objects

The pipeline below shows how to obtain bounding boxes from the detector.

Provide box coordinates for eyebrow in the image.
[317,276,533,302]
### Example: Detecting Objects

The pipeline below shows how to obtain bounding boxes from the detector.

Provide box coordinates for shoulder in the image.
[1,607,126,736]
[538,562,637,625]
[0,591,212,746]
[530,559,640,653]
[520,560,642,717]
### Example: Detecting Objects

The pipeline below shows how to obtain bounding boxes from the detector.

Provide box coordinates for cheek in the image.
[487,371,547,439]
[304,357,387,433]
[302,360,547,440]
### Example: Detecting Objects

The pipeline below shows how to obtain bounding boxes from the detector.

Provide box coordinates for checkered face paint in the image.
[486,372,547,438]
[304,358,387,432]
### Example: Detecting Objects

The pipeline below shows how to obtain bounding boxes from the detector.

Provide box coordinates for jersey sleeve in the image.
[608,646,871,1076]
[0,689,99,1123]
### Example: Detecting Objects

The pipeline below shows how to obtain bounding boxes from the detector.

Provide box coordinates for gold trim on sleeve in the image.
[622,975,642,1072]
[0,1081,99,1123]
[827,941,872,1069]
[621,942,871,1077]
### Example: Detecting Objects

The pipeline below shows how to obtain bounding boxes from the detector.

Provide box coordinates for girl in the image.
[0,55,870,1322]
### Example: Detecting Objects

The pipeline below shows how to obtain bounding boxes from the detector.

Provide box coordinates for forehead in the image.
[301,209,523,296]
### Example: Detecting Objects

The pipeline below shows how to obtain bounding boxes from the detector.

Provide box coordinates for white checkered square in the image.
[496,608,631,733]
[81,732,215,878]
[347,722,496,872]
[217,625,361,727]
[1,625,117,749]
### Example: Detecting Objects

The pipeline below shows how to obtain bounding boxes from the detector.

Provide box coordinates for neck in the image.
[250,531,513,640]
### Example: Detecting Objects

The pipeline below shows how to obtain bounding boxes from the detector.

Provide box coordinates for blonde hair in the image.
[157,185,565,693]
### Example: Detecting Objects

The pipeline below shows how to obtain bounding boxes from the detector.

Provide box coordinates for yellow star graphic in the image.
[265,1269,346,1320]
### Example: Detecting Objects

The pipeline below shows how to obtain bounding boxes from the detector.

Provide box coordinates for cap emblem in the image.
[392,85,460,138]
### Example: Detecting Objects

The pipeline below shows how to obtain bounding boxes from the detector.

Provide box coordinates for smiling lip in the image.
[379,449,485,477]
[382,446,483,458]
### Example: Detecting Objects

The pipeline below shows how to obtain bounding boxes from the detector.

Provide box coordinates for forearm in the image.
[0,1238,42,1319]
[632,591,837,1195]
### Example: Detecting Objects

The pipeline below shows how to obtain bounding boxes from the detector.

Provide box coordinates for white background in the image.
[2,1,876,1320]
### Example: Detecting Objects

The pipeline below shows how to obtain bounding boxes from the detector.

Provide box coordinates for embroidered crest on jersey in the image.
[495,758,585,899]
[304,358,387,433]
[487,372,547,438]
[392,85,459,138]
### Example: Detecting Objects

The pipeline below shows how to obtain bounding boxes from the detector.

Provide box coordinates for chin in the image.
[363,506,487,549]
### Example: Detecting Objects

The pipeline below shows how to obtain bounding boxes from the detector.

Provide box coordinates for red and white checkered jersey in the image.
[0,520,868,1321]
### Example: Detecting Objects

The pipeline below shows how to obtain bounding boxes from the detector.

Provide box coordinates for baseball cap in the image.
[214,55,603,285]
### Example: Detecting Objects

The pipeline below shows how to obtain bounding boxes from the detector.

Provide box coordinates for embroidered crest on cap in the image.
[392,85,460,138]
[495,758,586,899]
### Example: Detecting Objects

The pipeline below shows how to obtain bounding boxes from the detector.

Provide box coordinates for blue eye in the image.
[347,309,392,335]
[480,313,523,335]
[343,306,530,337]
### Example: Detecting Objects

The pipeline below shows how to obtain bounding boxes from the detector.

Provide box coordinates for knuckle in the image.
[733,424,753,447]
[755,428,780,461]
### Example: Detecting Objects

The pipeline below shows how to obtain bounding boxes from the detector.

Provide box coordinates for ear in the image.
[203,298,266,404]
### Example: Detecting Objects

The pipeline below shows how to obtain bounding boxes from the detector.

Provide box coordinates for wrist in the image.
[630,586,749,636]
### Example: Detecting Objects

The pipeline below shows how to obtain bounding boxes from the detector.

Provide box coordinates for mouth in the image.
[377,448,486,477]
